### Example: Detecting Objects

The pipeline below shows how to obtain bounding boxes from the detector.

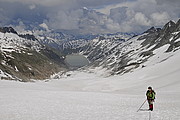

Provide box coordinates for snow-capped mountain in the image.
[0,19,180,81]
[0,26,134,81]
[36,30,97,52]
[0,27,42,52]
[62,32,134,54]
[34,27,133,54]
[0,27,67,81]
[81,19,180,76]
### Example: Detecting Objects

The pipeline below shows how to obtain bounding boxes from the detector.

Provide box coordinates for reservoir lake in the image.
[65,54,89,68]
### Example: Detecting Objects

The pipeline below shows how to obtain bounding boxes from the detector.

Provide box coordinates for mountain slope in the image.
[0,36,180,120]
[81,19,180,76]
[0,27,67,81]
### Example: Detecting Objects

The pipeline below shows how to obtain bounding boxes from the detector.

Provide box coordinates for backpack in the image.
[146,90,156,100]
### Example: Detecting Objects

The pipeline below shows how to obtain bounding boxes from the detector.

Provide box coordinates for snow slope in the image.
[0,32,41,52]
[0,45,180,120]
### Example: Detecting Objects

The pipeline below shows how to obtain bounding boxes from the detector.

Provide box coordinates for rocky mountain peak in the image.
[144,27,161,34]
[0,27,18,34]
[19,34,37,41]
[161,20,176,33]
[175,19,180,31]
[168,20,176,26]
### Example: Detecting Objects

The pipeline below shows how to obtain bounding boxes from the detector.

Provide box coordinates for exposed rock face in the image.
[18,34,37,41]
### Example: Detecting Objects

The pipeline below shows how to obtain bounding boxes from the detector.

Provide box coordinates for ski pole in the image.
[137,99,147,112]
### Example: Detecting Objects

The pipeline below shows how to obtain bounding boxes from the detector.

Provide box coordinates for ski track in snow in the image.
[0,70,180,120]
[0,80,180,120]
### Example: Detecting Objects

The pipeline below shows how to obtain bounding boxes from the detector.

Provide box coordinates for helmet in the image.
[148,86,152,89]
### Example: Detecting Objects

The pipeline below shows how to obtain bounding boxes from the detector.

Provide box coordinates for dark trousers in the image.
[148,99,154,111]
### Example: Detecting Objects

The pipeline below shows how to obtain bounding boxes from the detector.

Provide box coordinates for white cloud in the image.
[109,7,128,23]
[46,9,82,30]
[10,21,26,33]
[95,0,179,33]
[0,0,179,34]
[39,23,49,31]
[150,12,170,26]
[134,12,151,26]
[29,4,36,10]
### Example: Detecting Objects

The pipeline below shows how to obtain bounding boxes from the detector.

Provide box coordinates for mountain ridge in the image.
[0,19,180,81]
[79,19,180,76]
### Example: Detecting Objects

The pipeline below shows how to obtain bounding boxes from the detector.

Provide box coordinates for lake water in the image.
[65,54,89,68]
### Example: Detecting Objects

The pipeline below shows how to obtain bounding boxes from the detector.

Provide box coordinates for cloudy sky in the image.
[0,0,179,34]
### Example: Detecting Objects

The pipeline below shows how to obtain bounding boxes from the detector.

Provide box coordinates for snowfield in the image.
[1,47,180,120]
